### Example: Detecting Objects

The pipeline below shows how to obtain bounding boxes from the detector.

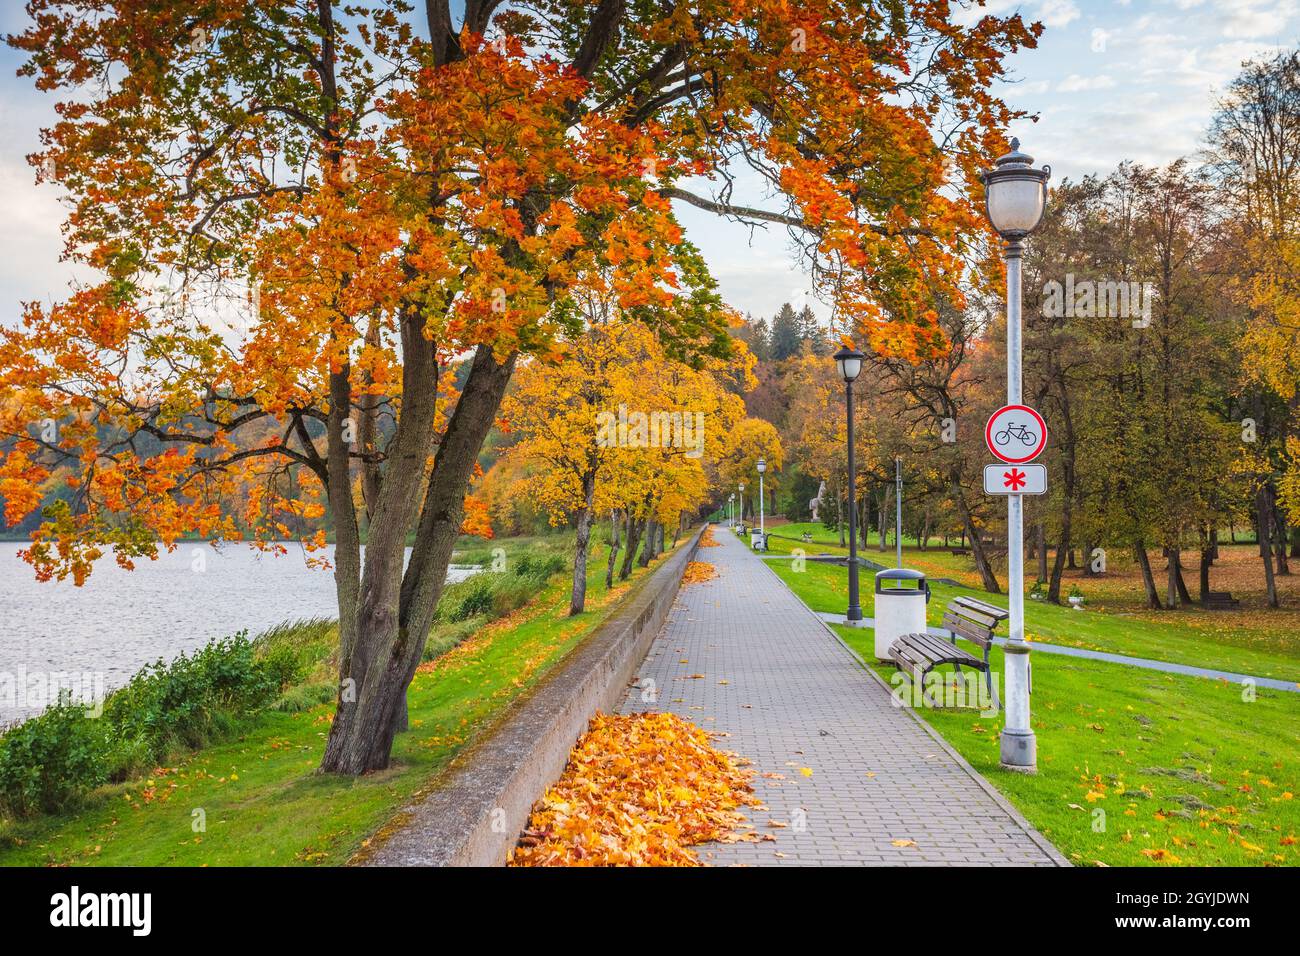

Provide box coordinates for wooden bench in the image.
[1202,590,1241,610]
[888,596,1008,709]
[949,547,971,557]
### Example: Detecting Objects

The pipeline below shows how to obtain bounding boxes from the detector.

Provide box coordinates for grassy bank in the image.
[760,534,1300,866]
[0,532,673,865]
[762,531,1300,682]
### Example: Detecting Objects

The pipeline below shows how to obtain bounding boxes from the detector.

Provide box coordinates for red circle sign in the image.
[985,404,1047,464]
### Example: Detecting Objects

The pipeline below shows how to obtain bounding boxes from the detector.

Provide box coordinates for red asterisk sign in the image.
[1002,468,1027,491]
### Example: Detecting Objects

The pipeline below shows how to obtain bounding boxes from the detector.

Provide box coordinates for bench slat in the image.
[892,632,981,667]
[892,639,944,667]
[950,595,1009,623]
[941,614,995,649]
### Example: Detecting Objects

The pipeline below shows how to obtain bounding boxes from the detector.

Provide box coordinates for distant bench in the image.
[888,596,1008,709]
[1202,590,1240,610]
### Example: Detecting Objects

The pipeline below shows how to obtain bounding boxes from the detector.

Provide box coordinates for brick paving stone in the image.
[619,528,1067,867]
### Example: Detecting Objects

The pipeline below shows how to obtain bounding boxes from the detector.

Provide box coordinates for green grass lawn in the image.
[0,534,664,866]
[761,536,1300,682]
[757,547,1300,865]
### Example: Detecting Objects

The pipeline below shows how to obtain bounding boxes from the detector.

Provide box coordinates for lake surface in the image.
[0,542,478,723]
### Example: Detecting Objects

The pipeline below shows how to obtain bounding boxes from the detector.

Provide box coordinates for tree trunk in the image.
[1165,547,1191,608]
[1258,485,1279,608]
[1135,541,1162,610]
[837,495,846,547]
[1291,526,1300,559]
[1080,541,1098,577]
[620,516,643,580]
[1274,505,1290,575]
[569,472,596,615]
[878,488,889,551]
[1174,553,1191,605]
[605,509,622,589]
[1166,549,1179,609]
[919,511,930,551]
[1199,546,1211,602]
[1035,521,1048,583]
[321,344,516,775]
[951,471,1000,593]
[638,518,658,567]
[1047,534,1069,605]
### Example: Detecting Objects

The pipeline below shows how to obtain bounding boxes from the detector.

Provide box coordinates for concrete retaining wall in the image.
[361,525,706,866]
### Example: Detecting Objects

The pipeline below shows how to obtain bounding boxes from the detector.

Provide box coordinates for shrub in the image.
[104,633,298,760]
[0,695,109,817]
[446,575,498,622]
[512,552,566,580]
[0,631,306,818]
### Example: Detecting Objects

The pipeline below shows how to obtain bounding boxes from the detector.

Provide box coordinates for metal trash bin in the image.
[750,531,768,551]
[873,568,930,661]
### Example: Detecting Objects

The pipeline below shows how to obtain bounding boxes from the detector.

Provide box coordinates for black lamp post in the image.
[834,344,865,622]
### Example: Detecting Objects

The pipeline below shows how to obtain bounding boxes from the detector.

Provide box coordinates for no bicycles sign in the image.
[985,404,1047,464]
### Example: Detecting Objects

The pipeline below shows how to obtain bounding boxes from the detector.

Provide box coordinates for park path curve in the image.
[619,527,1066,867]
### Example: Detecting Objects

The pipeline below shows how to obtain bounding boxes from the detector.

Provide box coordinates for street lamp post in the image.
[728,493,735,528]
[894,456,903,569]
[833,345,865,622]
[738,482,745,529]
[980,138,1050,773]
[757,458,767,546]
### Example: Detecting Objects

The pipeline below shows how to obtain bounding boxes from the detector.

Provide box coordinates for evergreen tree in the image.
[797,304,828,355]
[770,302,803,360]
[735,312,772,361]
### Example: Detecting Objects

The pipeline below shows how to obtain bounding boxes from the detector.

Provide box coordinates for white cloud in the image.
[1039,0,1082,28]
[1056,73,1118,91]
[0,159,84,326]
[1215,0,1299,38]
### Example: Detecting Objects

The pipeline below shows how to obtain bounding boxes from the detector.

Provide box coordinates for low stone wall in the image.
[361,525,706,867]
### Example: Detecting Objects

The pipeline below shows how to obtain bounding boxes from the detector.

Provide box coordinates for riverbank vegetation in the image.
[0,533,667,863]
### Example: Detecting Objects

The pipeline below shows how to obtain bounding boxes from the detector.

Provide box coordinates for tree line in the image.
[764,52,1300,610]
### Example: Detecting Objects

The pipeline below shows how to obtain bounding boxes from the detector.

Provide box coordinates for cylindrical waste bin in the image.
[873,568,930,661]
[750,531,768,551]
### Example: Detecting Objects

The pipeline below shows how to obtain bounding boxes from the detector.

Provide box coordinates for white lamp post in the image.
[757,458,767,547]
[738,482,745,529]
[980,138,1050,773]
[728,493,735,528]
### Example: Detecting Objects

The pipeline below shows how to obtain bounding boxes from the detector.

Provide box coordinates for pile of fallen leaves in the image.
[681,561,717,585]
[510,712,760,866]
[699,526,720,547]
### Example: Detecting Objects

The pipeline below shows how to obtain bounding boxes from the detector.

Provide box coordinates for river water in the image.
[0,542,478,724]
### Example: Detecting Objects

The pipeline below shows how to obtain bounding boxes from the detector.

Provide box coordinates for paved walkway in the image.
[620,529,1066,866]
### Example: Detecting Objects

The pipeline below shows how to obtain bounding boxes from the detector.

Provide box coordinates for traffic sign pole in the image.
[1001,240,1035,773]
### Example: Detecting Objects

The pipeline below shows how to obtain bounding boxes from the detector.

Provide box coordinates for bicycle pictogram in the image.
[994,421,1038,447]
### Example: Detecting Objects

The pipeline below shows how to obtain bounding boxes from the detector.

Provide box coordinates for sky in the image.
[0,0,1296,327]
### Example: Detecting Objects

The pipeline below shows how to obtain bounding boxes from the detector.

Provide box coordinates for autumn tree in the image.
[0,0,1041,773]
[1210,52,1300,605]
[505,318,734,614]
